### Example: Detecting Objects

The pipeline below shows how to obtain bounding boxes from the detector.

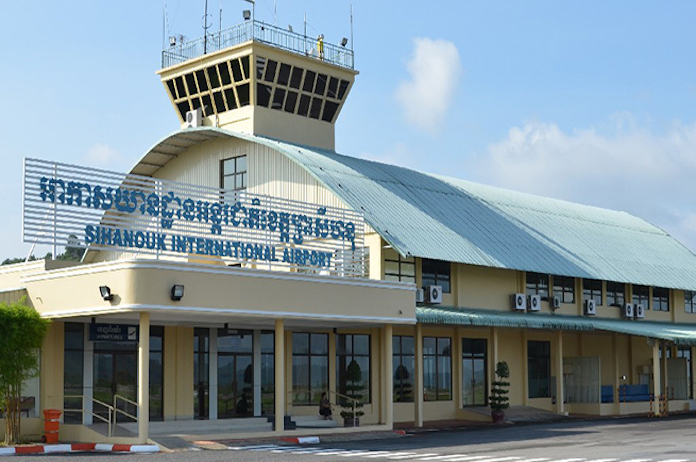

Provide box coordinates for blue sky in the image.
[2,1,696,259]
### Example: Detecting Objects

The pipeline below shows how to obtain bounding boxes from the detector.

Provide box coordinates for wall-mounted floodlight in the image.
[340,37,348,47]
[242,9,251,20]
[99,286,113,301]
[170,284,185,301]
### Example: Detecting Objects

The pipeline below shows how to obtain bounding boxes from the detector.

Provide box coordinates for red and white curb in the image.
[0,443,159,456]
[281,436,321,445]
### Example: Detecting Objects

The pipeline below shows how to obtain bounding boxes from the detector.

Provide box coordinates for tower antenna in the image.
[350,3,354,52]
[203,0,213,54]
[219,0,223,34]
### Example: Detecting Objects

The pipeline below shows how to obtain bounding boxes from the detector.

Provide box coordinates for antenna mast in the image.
[350,3,354,52]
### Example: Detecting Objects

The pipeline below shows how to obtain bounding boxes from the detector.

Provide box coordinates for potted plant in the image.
[489,361,510,423]
[340,360,365,427]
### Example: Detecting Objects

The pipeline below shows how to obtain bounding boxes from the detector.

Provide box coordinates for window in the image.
[553,276,575,304]
[677,346,693,399]
[606,281,625,307]
[422,259,451,293]
[423,337,452,401]
[194,328,210,419]
[462,338,487,406]
[260,332,275,416]
[292,333,328,405]
[221,155,247,192]
[526,272,549,300]
[392,336,414,402]
[149,326,165,421]
[527,341,551,398]
[336,334,370,405]
[632,285,649,309]
[384,248,415,284]
[583,279,602,305]
[217,330,254,418]
[686,291,696,314]
[64,323,84,423]
[653,287,670,312]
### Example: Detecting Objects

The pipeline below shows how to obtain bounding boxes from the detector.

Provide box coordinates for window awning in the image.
[416,306,696,346]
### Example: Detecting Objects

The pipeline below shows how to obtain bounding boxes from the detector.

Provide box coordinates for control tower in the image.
[157,20,357,150]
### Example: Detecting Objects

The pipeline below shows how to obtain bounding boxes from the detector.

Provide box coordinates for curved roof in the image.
[134,127,696,291]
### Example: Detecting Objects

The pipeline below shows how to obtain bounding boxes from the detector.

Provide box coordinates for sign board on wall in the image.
[89,323,139,342]
[22,158,367,276]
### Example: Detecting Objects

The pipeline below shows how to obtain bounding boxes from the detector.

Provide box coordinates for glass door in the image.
[462,338,487,406]
[218,329,254,418]
[93,350,137,422]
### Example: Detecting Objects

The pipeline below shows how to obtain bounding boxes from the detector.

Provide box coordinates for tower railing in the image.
[162,20,354,70]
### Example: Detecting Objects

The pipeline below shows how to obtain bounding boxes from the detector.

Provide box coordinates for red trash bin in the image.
[43,409,62,444]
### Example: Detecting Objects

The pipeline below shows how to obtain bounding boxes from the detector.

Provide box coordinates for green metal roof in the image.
[417,307,696,346]
[134,128,696,291]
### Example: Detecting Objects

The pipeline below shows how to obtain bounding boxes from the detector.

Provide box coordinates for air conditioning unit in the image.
[527,295,541,312]
[552,296,561,310]
[511,293,526,311]
[623,303,634,319]
[635,303,645,319]
[584,299,596,316]
[425,285,442,304]
[185,108,203,128]
[415,288,424,304]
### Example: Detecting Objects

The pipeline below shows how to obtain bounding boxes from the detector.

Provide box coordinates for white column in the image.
[414,323,423,427]
[253,330,262,416]
[384,325,393,428]
[209,328,218,420]
[137,312,150,443]
[555,330,564,414]
[522,330,528,406]
[652,341,661,416]
[83,324,94,425]
[274,319,285,433]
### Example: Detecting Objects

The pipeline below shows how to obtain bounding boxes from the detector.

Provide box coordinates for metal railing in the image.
[62,395,114,437]
[287,390,360,427]
[162,20,354,70]
[113,394,139,434]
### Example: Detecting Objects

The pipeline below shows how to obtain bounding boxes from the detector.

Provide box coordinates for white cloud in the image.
[395,38,462,135]
[466,116,696,253]
[84,143,122,166]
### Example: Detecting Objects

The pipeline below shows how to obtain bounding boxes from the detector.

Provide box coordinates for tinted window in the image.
[277,63,291,86]
[206,66,220,88]
[303,70,316,92]
[237,83,250,106]
[322,101,339,122]
[218,62,231,85]
[257,83,272,107]
[289,67,303,89]
[297,94,311,116]
[284,91,298,113]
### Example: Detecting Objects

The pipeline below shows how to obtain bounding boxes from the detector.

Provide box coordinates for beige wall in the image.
[163,326,194,420]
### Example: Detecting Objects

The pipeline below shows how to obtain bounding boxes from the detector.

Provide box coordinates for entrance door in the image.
[218,330,254,418]
[462,338,487,406]
[93,351,137,422]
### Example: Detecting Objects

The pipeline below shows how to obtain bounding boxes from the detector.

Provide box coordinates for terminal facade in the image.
[3,18,696,444]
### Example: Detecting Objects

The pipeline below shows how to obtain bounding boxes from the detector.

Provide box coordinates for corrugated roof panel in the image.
[134,128,696,291]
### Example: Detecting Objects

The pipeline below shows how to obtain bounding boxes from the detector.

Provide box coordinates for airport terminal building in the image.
[3,19,696,444]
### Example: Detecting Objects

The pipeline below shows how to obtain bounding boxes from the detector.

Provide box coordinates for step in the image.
[293,415,339,428]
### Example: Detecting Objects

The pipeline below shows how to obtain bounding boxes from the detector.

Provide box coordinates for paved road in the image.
[11,416,696,461]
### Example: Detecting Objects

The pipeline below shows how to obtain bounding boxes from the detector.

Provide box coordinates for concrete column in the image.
[662,343,669,412]
[253,330,262,417]
[612,334,620,409]
[453,329,462,409]
[137,312,150,443]
[274,319,285,433]
[384,325,394,428]
[652,341,661,416]
[209,328,218,420]
[414,323,423,427]
[555,330,564,414]
[522,330,529,406]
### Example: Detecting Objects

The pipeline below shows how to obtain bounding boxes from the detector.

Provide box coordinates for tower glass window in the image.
[421,259,450,293]
[221,155,247,192]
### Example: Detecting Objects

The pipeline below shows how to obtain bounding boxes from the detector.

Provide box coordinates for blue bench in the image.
[601,385,613,403]
[618,384,651,402]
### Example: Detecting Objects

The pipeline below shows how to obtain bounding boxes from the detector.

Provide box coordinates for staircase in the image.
[292,415,340,429]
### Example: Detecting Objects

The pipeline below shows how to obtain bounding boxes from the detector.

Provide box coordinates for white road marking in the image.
[390,454,440,460]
